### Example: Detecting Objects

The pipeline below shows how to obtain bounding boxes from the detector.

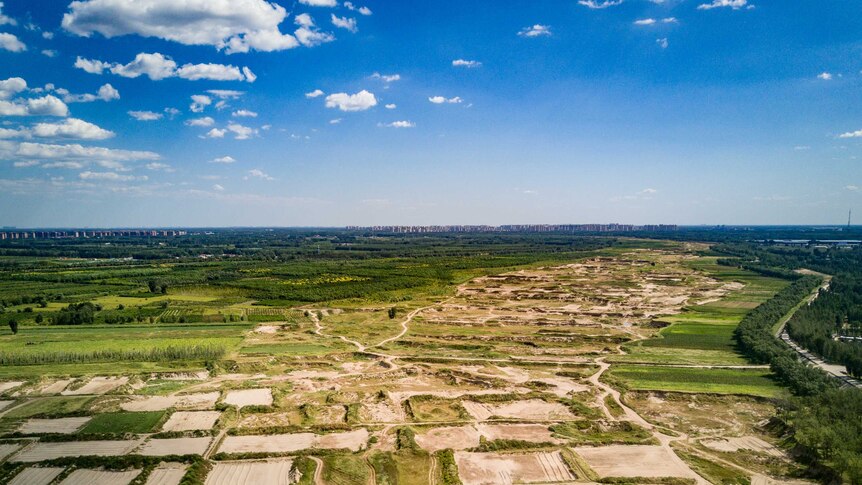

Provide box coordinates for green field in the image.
[3,396,94,418]
[80,411,167,434]
[607,365,784,398]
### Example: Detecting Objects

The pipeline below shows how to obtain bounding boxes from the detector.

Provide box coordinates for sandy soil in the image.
[701,436,785,458]
[416,425,481,452]
[145,463,188,485]
[121,392,220,412]
[255,325,279,334]
[161,411,221,432]
[476,424,561,443]
[455,451,575,485]
[0,443,21,460]
[0,381,24,393]
[7,467,65,485]
[18,417,92,434]
[574,445,699,479]
[36,379,73,395]
[12,439,142,462]
[136,437,212,456]
[462,399,575,421]
[238,412,293,429]
[61,376,128,395]
[223,388,273,407]
[219,428,368,454]
[360,399,402,422]
[0,400,12,411]
[58,469,140,485]
[205,459,295,485]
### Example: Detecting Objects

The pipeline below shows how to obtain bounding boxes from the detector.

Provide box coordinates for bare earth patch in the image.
[701,436,784,458]
[219,428,368,454]
[574,445,699,479]
[161,411,221,432]
[0,443,21,460]
[145,463,188,485]
[58,469,140,485]
[136,437,212,456]
[223,388,273,408]
[61,377,128,395]
[0,381,24,394]
[205,459,295,485]
[36,379,73,395]
[12,440,142,462]
[416,425,480,452]
[477,424,561,443]
[18,417,91,434]
[462,399,575,421]
[455,451,575,485]
[8,467,65,485]
[0,400,13,411]
[121,392,220,412]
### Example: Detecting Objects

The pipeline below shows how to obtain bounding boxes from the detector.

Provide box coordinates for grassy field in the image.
[80,411,167,434]
[3,396,94,418]
[607,365,784,398]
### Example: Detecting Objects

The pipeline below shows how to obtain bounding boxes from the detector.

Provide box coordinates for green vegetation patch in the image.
[608,365,783,398]
[80,411,167,434]
[4,396,94,419]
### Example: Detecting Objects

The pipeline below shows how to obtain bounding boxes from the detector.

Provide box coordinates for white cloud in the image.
[656,37,669,49]
[0,95,70,117]
[306,89,325,98]
[42,32,53,39]
[697,0,749,9]
[838,129,862,139]
[205,128,227,138]
[79,171,146,182]
[428,96,462,104]
[210,156,236,164]
[518,25,552,37]
[344,2,372,15]
[331,14,357,33]
[578,0,623,9]
[0,2,15,26]
[42,49,58,57]
[62,0,312,54]
[62,83,120,103]
[232,109,258,117]
[15,142,158,162]
[293,14,334,47]
[452,59,481,68]
[663,17,678,23]
[370,72,400,83]
[0,32,25,52]
[845,185,859,191]
[212,184,225,191]
[76,53,256,82]
[32,118,114,140]
[385,103,396,109]
[325,90,377,111]
[190,95,212,113]
[793,145,810,150]
[382,120,415,128]
[43,161,85,169]
[817,72,832,81]
[186,117,215,127]
[207,90,245,99]
[145,162,173,171]
[164,107,180,119]
[329,118,342,124]
[0,77,27,99]
[227,122,257,140]
[13,160,40,168]
[128,110,163,121]
[246,168,274,180]
[299,0,337,6]
[634,18,656,25]
[0,127,29,139]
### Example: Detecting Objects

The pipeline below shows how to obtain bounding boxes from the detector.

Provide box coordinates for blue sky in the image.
[0,0,860,227]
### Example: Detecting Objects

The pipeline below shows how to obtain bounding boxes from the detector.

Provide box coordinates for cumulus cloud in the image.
[344,2,372,15]
[698,0,749,9]
[331,14,357,33]
[32,118,114,140]
[75,53,256,82]
[656,37,669,48]
[212,184,225,191]
[370,72,400,83]
[838,129,862,139]
[61,0,324,54]
[190,95,212,113]
[246,168,274,180]
[128,110,163,121]
[227,122,257,139]
[428,96,462,104]
[578,0,623,9]
[15,142,159,162]
[385,103,396,109]
[293,13,333,47]
[0,127,28,139]
[205,128,226,138]
[13,160,40,168]
[634,18,656,25]
[0,77,27,99]
[817,72,832,81]
[0,2,15,26]
[208,90,245,99]
[381,120,415,128]
[299,0,337,6]
[145,162,173,171]
[186,117,215,127]
[0,95,69,117]
[42,49,58,57]
[62,83,120,103]
[452,59,481,68]
[845,185,859,191]
[232,109,258,117]
[518,24,551,37]
[210,156,236,164]
[325,90,377,111]
[305,89,325,98]
[0,32,25,52]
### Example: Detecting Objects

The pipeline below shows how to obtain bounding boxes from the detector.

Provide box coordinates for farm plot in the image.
[18,416,91,434]
[161,411,221,431]
[218,428,368,454]
[11,439,142,462]
[462,399,575,421]
[0,443,21,460]
[455,451,576,485]
[61,376,128,395]
[0,399,13,410]
[477,424,561,443]
[3,396,94,419]
[416,425,481,452]
[223,388,272,408]
[0,381,24,393]
[700,436,784,458]
[573,445,699,479]
[36,379,73,394]
[144,463,188,485]
[121,392,220,411]
[608,365,784,398]
[136,437,212,456]
[7,467,65,485]
[58,469,140,485]
[205,459,295,485]
[80,411,166,434]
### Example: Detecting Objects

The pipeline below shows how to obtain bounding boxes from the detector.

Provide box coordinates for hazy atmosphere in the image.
[0,0,860,227]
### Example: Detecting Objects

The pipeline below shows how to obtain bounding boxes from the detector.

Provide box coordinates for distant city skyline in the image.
[0,0,860,226]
